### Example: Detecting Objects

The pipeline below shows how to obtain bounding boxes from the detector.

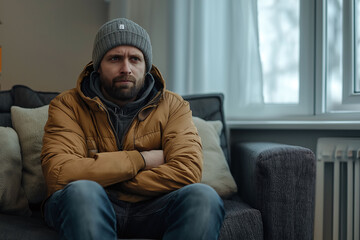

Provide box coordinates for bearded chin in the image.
[100,73,146,102]
[104,83,139,101]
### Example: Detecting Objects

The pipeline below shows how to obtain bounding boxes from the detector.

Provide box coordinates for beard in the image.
[101,75,145,101]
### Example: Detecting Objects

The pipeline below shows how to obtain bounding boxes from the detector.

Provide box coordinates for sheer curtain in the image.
[109,0,263,118]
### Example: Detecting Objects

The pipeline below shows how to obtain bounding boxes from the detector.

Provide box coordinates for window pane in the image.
[258,0,300,104]
[326,0,343,111]
[356,0,360,92]
[326,0,360,112]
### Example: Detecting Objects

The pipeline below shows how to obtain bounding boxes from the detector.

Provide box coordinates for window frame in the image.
[342,0,360,104]
[312,0,360,121]
[239,0,360,121]
[228,0,315,121]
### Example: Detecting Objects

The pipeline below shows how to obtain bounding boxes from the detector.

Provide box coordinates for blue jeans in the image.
[44,180,225,240]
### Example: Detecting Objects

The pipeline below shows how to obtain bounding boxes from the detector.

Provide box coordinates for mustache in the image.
[113,75,136,83]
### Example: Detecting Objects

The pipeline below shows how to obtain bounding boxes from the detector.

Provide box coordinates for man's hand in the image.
[140,150,165,170]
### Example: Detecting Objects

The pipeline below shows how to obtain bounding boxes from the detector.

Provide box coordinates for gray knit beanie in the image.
[92,18,152,73]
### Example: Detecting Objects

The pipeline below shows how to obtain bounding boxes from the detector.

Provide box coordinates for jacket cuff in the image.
[128,151,146,172]
[139,152,147,169]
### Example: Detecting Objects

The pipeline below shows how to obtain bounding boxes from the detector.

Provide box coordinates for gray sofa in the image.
[0,85,316,240]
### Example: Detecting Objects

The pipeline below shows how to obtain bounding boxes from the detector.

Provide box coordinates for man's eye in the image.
[131,57,141,62]
[111,56,119,61]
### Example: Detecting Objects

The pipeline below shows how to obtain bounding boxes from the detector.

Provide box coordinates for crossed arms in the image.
[41,91,202,200]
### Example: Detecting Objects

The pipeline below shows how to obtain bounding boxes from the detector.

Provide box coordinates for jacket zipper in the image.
[121,103,156,150]
[97,91,162,151]
[98,103,122,150]
[128,91,162,149]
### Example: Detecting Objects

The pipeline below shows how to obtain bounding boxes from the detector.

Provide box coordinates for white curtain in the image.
[109,0,263,118]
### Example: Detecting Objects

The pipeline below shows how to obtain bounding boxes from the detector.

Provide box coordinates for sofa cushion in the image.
[0,200,263,240]
[219,199,263,240]
[193,117,237,198]
[0,212,59,240]
[0,127,31,216]
[11,105,49,204]
[183,94,229,163]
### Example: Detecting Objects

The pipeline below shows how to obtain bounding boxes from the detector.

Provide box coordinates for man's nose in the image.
[120,59,131,74]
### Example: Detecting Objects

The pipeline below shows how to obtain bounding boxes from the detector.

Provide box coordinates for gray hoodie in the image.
[82,71,158,149]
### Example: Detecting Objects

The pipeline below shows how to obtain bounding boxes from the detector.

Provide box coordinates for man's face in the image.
[98,45,146,105]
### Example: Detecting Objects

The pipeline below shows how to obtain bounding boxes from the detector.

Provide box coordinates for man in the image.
[41,18,225,240]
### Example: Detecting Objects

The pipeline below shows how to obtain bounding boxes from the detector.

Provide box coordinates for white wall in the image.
[0,0,108,91]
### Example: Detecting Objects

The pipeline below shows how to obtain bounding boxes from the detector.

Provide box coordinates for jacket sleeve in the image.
[119,94,203,197]
[41,93,145,196]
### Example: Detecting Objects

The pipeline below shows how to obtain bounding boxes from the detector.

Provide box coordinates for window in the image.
[250,0,314,119]
[111,0,360,120]
[325,0,360,112]
[257,0,360,118]
[325,0,343,111]
[258,0,300,104]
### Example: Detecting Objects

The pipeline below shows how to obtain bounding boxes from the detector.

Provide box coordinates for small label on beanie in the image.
[119,24,125,30]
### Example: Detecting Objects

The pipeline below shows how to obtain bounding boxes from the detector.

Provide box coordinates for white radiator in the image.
[315,138,360,240]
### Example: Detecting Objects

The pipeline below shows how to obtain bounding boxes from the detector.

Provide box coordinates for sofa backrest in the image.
[0,89,12,127]
[0,85,229,163]
[0,85,58,127]
[183,93,229,164]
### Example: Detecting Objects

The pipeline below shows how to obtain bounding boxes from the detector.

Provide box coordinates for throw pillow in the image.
[11,105,49,204]
[0,127,31,216]
[193,116,238,198]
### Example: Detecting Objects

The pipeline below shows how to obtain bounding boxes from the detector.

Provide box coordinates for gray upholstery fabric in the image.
[0,90,13,127]
[0,200,264,240]
[232,142,316,240]
[0,90,13,113]
[11,85,58,108]
[220,199,263,240]
[0,212,59,240]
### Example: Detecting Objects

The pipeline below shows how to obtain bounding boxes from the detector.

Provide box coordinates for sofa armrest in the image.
[231,142,316,240]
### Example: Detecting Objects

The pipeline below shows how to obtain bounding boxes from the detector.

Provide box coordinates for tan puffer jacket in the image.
[41,63,202,203]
